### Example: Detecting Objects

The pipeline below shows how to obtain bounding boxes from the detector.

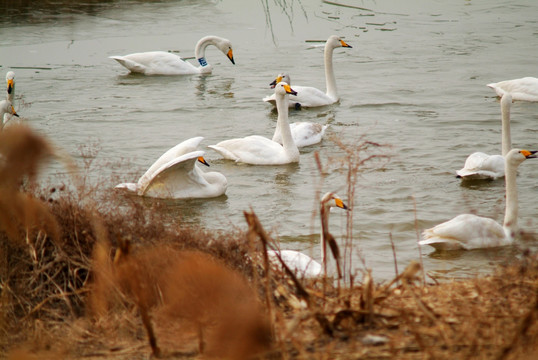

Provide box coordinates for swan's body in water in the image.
[115,137,227,199]
[270,74,329,148]
[421,149,537,251]
[487,77,538,102]
[263,35,352,108]
[209,82,300,165]
[269,192,348,278]
[109,35,235,75]
[456,93,512,180]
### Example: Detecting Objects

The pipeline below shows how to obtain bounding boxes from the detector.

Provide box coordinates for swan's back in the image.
[487,77,538,101]
[456,152,505,180]
[110,51,198,75]
[269,249,322,278]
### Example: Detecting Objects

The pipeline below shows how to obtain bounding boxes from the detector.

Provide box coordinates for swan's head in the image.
[327,35,352,49]
[506,149,537,168]
[6,71,14,95]
[321,192,348,210]
[214,38,235,65]
[275,82,297,96]
[0,100,19,117]
[269,73,291,89]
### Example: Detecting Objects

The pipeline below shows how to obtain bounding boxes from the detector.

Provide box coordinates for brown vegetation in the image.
[1,126,538,359]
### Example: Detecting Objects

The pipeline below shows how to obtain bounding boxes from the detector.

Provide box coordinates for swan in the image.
[487,77,538,102]
[0,100,19,128]
[421,149,537,251]
[456,93,512,180]
[270,74,329,148]
[109,35,235,75]
[262,35,352,108]
[115,137,227,199]
[6,71,14,102]
[268,192,348,278]
[208,82,300,165]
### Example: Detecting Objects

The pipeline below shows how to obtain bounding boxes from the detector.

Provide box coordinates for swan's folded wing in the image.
[140,151,206,198]
[457,152,504,179]
[109,56,147,73]
[209,136,283,164]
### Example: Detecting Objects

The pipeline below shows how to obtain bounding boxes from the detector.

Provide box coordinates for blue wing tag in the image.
[198,57,208,67]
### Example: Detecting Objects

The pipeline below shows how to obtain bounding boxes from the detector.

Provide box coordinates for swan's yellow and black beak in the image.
[11,105,19,117]
[226,48,235,65]
[7,78,14,95]
[197,156,210,166]
[340,39,352,48]
[270,75,283,89]
[283,84,297,96]
[335,198,348,210]
[521,150,537,159]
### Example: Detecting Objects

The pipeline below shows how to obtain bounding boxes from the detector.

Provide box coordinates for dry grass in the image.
[1,126,538,359]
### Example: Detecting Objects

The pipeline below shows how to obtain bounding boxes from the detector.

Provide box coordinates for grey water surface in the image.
[1,0,537,281]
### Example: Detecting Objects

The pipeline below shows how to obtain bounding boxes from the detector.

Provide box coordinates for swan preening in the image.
[208,82,300,165]
[421,149,537,251]
[269,73,329,148]
[109,35,235,75]
[263,35,352,108]
[487,77,538,102]
[269,192,348,278]
[115,137,227,199]
[456,93,513,180]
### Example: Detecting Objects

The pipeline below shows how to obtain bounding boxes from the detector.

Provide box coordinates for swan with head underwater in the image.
[421,148,537,251]
[208,82,300,165]
[487,77,538,102]
[115,137,227,199]
[263,35,352,108]
[109,35,235,75]
[268,192,348,278]
[456,93,513,180]
[270,73,329,148]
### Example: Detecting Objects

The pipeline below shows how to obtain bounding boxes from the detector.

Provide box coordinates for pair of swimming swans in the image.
[209,82,300,165]
[421,148,537,250]
[456,93,513,180]
[115,137,227,199]
[263,35,352,108]
[110,35,235,75]
[268,192,348,278]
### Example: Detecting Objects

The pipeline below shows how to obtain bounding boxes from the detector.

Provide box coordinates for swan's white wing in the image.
[456,152,505,180]
[269,250,322,278]
[140,151,215,199]
[138,137,204,187]
[274,122,328,148]
[115,182,139,192]
[209,135,289,165]
[264,85,336,108]
[420,214,507,250]
[110,51,199,75]
[487,77,538,102]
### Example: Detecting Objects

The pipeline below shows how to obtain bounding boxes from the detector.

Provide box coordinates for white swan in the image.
[115,137,227,199]
[109,35,235,75]
[487,77,538,102]
[268,192,348,278]
[456,93,513,180]
[6,71,15,102]
[270,74,329,148]
[263,35,352,108]
[0,100,19,129]
[421,149,537,251]
[208,82,300,165]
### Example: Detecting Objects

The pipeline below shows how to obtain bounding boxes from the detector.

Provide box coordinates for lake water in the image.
[1,0,537,281]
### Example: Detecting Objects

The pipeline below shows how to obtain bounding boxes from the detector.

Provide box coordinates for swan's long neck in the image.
[275,93,299,159]
[320,204,330,274]
[194,36,217,68]
[324,43,338,100]
[503,159,519,239]
[501,95,512,157]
